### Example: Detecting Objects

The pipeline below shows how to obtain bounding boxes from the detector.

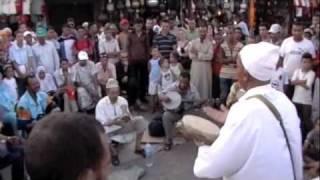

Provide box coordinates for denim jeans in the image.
[219,78,234,104]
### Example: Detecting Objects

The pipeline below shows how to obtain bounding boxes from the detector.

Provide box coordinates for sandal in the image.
[111,155,120,166]
[135,149,146,158]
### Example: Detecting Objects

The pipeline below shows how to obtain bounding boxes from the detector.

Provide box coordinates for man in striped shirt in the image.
[152,19,177,58]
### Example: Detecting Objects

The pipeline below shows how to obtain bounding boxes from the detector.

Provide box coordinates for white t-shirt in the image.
[3,77,18,101]
[292,69,316,105]
[98,38,120,64]
[280,37,316,78]
[270,68,289,92]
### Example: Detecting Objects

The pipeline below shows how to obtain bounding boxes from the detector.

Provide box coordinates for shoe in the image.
[111,155,120,166]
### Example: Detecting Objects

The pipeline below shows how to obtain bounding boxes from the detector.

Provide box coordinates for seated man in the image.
[159,72,200,151]
[95,79,146,166]
[73,51,100,113]
[16,75,54,132]
[25,113,110,180]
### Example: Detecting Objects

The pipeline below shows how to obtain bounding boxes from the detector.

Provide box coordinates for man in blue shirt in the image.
[17,75,48,130]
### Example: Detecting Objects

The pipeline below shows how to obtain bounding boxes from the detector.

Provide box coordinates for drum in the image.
[177,115,220,145]
[161,91,182,110]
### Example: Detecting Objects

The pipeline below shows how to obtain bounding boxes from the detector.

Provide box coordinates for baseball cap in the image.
[120,18,129,26]
[268,24,281,34]
[36,26,47,37]
[78,51,89,61]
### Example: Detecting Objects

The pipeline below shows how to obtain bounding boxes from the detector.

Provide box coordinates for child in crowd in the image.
[303,118,320,179]
[270,66,289,93]
[291,53,316,141]
[169,51,183,78]
[148,48,161,112]
[36,66,57,94]
[159,58,176,92]
[2,64,18,101]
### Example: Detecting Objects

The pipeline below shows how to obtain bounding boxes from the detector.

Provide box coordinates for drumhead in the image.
[181,115,220,136]
[162,91,182,110]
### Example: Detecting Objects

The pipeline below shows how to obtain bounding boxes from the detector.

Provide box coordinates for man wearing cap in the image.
[23,31,35,46]
[269,24,283,46]
[193,42,303,180]
[32,26,60,75]
[95,79,147,166]
[73,51,99,113]
[118,19,129,52]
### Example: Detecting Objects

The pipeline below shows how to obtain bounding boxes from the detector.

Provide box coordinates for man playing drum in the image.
[193,42,303,180]
[159,72,200,151]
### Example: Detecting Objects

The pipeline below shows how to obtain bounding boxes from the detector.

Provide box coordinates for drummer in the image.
[95,79,147,166]
[159,72,200,151]
[193,42,303,180]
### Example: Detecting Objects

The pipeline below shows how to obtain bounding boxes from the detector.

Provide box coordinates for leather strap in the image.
[247,95,297,180]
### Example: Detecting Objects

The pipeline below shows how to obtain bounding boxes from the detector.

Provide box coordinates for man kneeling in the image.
[96,79,147,166]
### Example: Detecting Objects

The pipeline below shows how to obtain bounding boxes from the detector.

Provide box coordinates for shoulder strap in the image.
[247,95,297,180]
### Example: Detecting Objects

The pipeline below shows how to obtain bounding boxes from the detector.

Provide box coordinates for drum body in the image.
[177,115,220,144]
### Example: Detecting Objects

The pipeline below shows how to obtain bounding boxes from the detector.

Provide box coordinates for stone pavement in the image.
[113,142,217,180]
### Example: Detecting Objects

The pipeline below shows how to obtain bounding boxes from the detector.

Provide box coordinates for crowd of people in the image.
[0,12,319,180]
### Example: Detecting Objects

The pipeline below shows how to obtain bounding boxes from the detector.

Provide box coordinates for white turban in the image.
[239,42,279,81]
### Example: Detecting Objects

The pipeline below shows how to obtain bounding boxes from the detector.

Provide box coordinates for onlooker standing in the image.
[148,48,161,112]
[177,29,191,70]
[118,19,130,52]
[291,53,316,141]
[269,24,283,46]
[212,28,224,98]
[32,27,60,75]
[218,26,244,103]
[153,19,177,58]
[58,24,76,64]
[279,21,316,98]
[47,27,60,52]
[270,66,289,93]
[73,26,93,57]
[9,31,33,96]
[235,13,249,37]
[96,53,116,96]
[186,18,199,41]
[115,51,129,94]
[146,18,155,48]
[127,18,149,107]
[189,23,213,99]
[99,24,120,64]
[258,23,270,42]
[88,23,100,62]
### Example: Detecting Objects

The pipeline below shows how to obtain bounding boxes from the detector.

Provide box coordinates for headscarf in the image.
[36,66,57,93]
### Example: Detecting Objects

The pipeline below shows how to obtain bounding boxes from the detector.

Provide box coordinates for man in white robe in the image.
[189,24,213,99]
[193,42,303,180]
[32,27,60,75]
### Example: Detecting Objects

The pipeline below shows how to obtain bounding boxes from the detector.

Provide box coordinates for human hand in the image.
[159,95,171,102]
[7,136,23,146]
[202,105,229,126]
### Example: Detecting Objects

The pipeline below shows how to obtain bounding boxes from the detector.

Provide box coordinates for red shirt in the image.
[212,44,222,76]
[74,39,92,55]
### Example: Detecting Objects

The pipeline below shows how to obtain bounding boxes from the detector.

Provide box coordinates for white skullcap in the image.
[106,79,119,89]
[239,42,279,81]
[78,51,89,61]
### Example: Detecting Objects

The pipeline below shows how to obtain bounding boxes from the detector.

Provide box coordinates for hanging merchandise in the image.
[31,0,44,15]
[248,0,255,29]
[23,0,31,15]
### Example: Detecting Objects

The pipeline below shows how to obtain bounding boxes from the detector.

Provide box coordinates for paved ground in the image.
[113,142,214,180]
